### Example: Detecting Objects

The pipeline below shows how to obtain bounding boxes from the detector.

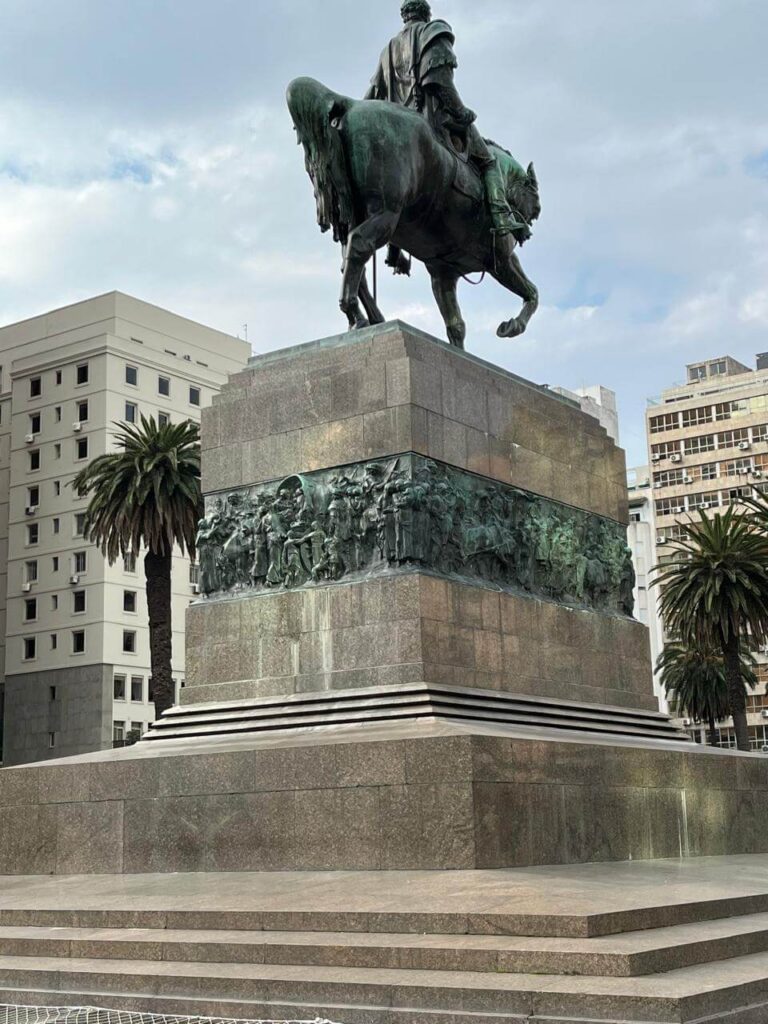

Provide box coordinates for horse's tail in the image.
[286,77,355,244]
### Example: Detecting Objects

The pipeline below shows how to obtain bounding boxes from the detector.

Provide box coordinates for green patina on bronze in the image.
[196,455,635,617]
[285,1,541,349]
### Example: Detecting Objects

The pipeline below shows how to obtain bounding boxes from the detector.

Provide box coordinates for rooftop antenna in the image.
[242,323,249,344]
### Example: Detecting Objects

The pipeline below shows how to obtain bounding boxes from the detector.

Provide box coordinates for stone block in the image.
[379,783,475,869]
[123,797,207,873]
[0,804,57,874]
[55,801,123,874]
[294,787,381,870]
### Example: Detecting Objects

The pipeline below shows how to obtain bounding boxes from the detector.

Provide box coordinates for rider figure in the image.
[365,0,525,269]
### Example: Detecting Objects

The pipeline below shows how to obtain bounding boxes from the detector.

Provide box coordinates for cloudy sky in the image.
[0,0,766,465]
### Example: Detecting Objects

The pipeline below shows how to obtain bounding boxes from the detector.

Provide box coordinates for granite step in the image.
[4,889,768,939]
[1,950,768,1023]
[4,912,768,977]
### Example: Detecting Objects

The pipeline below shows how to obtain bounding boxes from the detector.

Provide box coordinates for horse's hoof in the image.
[497,319,524,339]
[447,321,466,349]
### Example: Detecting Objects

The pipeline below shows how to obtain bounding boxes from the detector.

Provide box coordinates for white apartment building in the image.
[626,465,666,712]
[0,292,249,765]
[646,353,768,748]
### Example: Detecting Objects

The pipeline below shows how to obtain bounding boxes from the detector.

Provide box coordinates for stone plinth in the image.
[2,724,768,875]
[184,575,655,711]
[188,322,646,713]
[202,320,628,521]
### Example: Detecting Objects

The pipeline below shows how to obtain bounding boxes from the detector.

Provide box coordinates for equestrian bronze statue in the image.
[287,0,540,348]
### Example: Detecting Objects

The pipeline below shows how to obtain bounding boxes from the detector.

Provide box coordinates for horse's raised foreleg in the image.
[358,269,386,326]
[340,211,398,330]
[429,270,465,349]
[491,242,539,339]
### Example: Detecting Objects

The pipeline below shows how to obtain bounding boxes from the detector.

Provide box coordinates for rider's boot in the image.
[482,161,528,237]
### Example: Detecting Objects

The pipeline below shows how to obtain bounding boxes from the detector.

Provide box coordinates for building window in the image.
[189,386,201,407]
[710,360,727,376]
[124,552,137,573]
[158,376,170,397]
[649,412,679,434]
[53,517,60,535]
[49,686,57,701]
[51,633,58,650]
[73,551,87,574]
[718,428,750,450]
[49,732,56,748]
[25,560,38,583]
[113,721,126,745]
[76,363,89,385]
[51,595,58,610]
[75,437,89,460]
[52,557,59,573]
[72,590,86,614]
[125,365,138,386]
[54,480,61,496]
[23,637,36,661]
[114,675,126,700]
[131,676,143,702]
[24,598,37,622]
[74,512,86,537]
[27,485,39,507]
[72,630,86,654]
[29,412,41,434]
[684,435,716,455]
[688,364,707,382]
[54,443,61,459]
[189,562,200,586]
[55,406,62,422]
[158,412,169,428]
[123,630,137,653]
[77,400,89,422]
[681,406,712,429]
[29,376,42,398]
[27,523,39,546]
[55,370,62,386]
[125,402,137,423]
[29,450,40,471]
[123,590,137,613]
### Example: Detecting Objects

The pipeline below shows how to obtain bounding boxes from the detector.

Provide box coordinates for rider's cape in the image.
[367,19,457,110]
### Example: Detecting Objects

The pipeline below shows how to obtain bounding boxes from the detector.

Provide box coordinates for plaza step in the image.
[1,949,768,1023]
[4,912,768,978]
[3,888,768,939]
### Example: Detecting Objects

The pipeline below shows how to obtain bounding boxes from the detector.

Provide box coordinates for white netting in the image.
[0,1008,342,1024]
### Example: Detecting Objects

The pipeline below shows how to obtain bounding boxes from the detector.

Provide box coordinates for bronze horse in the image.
[287,77,540,348]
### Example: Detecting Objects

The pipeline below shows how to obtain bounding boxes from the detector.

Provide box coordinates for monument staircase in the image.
[4,323,768,1024]
[2,862,768,1022]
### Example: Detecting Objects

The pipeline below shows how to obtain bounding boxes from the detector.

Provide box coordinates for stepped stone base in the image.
[3,856,768,1022]
[2,720,768,875]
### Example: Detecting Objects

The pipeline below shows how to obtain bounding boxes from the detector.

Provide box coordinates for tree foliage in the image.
[73,417,202,562]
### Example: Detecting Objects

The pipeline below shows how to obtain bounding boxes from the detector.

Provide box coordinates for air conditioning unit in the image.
[683,475,693,484]
[651,454,661,463]
[25,505,37,516]
[670,454,682,463]
[72,422,82,432]
[24,434,34,444]
[69,574,79,585]
[653,481,662,489]
[656,535,667,545]
[683,718,692,727]
[754,470,763,479]
[761,710,768,719]
[675,506,685,513]
[21,582,32,593]
[762,744,768,754]
[739,441,751,450]
[192,583,200,595]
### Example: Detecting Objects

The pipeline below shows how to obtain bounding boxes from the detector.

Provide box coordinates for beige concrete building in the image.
[0,292,250,765]
[646,353,768,748]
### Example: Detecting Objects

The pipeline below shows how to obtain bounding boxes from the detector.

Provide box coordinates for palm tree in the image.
[656,641,756,747]
[653,507,768,751]
[73,416,202,718]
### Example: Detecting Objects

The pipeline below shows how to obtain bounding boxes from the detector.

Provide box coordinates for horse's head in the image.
[520,163,541,224]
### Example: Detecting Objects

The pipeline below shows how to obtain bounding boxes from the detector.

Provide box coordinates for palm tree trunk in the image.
[145,550,174,719]
[722,630,749,751]
[707,713,720,748]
